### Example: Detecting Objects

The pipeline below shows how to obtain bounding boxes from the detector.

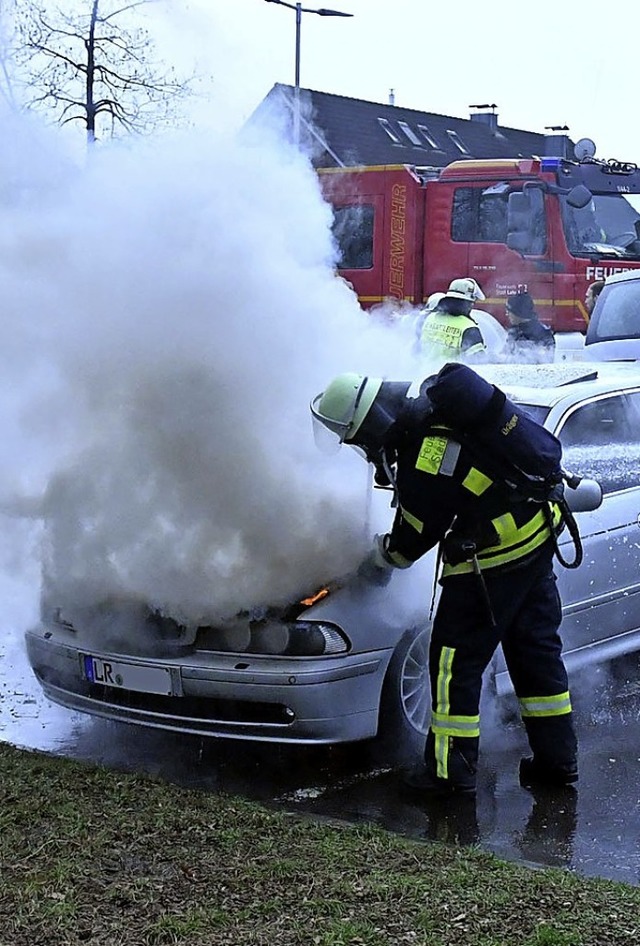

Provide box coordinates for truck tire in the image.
[376,625,431,764]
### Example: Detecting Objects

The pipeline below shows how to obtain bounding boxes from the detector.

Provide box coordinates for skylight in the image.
[397,121,422,146]
[378,118,402,144]
[446,129,470,154]
[417,124,439,148]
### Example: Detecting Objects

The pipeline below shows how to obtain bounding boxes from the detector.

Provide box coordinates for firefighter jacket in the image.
[504,319,555,363]
[385,425,561,577]
[419,311,486,360]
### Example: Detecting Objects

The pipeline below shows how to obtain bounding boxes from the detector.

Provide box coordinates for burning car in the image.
[25,364,640,749]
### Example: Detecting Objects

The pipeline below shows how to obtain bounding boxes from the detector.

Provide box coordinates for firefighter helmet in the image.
[421,291,445,313]
[310,373,383,445]
[445,277,486,302]
[311,375,415,457]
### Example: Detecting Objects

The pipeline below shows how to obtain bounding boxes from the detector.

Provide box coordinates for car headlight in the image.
[251,621,349,656]
[196,621,349,656]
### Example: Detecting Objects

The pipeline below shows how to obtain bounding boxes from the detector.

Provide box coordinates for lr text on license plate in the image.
[83,655,174,695]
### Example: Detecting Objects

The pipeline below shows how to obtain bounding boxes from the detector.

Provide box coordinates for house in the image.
[248,83,576,169]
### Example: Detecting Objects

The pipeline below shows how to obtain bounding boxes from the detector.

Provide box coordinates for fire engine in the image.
[318,141,640,333]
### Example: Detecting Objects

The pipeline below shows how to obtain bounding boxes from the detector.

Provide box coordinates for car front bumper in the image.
[25,626,393,744]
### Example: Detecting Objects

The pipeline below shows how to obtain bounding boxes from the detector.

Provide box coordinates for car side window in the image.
[559,394,640,494]
[588,281,640,341]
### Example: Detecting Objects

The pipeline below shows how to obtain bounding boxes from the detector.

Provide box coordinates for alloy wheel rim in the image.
[400,630,431,735]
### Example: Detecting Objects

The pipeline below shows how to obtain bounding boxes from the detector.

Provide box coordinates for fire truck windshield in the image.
[560,193,640,259]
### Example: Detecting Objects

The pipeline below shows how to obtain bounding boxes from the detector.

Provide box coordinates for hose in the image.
[545,497,583,569]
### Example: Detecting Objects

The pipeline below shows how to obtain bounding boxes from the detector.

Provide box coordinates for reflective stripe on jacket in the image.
[387,426,560,574]
[441,502,562,576]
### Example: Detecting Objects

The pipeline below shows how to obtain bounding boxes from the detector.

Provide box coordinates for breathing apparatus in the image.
[311,364,601,572]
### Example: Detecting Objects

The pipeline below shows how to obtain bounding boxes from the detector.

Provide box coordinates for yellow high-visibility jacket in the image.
[419,311,486,360]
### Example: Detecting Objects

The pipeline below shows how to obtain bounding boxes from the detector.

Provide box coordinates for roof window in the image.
[417,124,439,148]
[446,129,470,154]
[397,121,423,146]
[377,118,402,144]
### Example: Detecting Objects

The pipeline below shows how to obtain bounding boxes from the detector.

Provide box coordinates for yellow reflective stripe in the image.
[464,340,487,356]
[435,647,454,716]
[434,646,455,778]
[462,467,493,496]
[432,710,480,738]
[415,435,448,475]
[443,504,561,576]
[492,511,516,537]
[478,505,558,562]
[434,732,449,779]
[492,505,561,543]
[444,522,549,574]
[400,506,423,534]
[386,548,413,568]
[519,691,572,718]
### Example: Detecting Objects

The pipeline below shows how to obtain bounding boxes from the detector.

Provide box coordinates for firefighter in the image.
[418,277,487,362]
[503,290,555,362]
[310,371,578,797]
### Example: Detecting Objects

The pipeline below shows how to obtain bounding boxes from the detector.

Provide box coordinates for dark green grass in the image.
[0,742,638,945]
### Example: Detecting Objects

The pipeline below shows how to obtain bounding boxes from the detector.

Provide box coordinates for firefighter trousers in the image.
[425,546,577,787]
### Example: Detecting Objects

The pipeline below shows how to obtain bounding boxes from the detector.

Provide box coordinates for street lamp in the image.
[264,0,353,146]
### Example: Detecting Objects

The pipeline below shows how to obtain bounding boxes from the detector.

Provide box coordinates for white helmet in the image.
[422,291,445,313]
[445,277,486,302]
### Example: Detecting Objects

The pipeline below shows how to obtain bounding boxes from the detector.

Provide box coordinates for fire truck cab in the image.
[319,148,640,334]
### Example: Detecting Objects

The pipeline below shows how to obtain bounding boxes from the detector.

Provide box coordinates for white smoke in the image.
[0,101,420,627]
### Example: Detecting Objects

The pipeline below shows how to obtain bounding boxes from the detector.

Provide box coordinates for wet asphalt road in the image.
[3,644,640,886]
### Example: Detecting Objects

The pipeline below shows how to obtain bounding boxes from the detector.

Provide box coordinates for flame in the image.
[299,587,330,607]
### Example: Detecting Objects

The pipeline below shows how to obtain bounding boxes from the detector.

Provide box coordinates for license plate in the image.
[83,655,174,695]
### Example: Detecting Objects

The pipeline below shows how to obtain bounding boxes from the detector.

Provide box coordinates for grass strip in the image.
[0,741,638,946]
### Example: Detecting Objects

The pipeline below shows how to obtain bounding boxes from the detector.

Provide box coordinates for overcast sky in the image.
[164,0,637,164]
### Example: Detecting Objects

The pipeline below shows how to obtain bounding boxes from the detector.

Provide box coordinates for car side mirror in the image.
[564,477,603,512]
[566,184,593,209]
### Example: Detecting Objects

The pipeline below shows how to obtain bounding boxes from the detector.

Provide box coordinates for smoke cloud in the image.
[0,101,419,627]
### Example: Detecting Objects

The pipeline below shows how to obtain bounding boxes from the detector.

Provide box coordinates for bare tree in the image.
[14,0,192,143]
[0,0,18,108]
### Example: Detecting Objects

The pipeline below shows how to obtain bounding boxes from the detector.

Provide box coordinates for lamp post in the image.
[263,0,353,147]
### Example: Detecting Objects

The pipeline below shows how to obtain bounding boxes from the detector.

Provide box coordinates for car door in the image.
[554,390,640,659]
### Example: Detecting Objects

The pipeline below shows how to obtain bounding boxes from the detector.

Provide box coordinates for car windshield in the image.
[560,193,640,258]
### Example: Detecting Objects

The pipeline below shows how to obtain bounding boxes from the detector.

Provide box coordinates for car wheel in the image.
[377,626,431,762]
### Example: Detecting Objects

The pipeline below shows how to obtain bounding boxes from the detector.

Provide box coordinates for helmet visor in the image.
[310,390,358,454]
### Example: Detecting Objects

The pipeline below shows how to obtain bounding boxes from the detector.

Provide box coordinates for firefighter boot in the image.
[404,733,477,797]
[519,757,578,788]
[520,715,578,788]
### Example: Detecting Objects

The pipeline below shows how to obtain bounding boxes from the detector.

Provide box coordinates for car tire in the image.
[376,625,430,763]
